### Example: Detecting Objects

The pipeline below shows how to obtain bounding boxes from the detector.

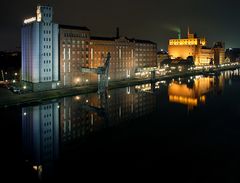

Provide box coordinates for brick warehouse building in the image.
[22,5,157,91]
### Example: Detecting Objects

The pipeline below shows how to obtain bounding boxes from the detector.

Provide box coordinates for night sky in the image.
[1,0,240,51]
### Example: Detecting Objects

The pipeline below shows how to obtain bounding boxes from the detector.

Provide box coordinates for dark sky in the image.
[1,0,240,51]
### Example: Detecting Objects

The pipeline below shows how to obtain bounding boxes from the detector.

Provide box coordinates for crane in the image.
[80,52,111,93]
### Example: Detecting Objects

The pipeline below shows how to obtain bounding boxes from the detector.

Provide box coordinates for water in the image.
[1,69,240,181]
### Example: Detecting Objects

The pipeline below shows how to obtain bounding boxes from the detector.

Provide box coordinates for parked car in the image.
[10,86,21,94]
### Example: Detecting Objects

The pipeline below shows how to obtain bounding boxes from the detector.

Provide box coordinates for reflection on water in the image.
[20,69,240,179]
[168,75,224,110]
[22,102,59,179]
[22,86,158,178]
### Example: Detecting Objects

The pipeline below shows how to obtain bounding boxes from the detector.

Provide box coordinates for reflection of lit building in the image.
[22,102,59,178]
[60,86,156,144]
[168,76,219,110]
[168,28,226,66]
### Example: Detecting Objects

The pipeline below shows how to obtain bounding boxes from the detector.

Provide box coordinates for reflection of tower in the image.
[22,102,59,179]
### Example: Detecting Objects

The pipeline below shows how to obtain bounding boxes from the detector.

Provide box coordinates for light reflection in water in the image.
[20,69,240,179]
[168,74,225,110]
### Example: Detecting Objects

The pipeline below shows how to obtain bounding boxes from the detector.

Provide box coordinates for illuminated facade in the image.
[21,5,59,91]
[168,29,214,65]
[22,5,157,89]
[59,25,157,86]
[59,27,157,86]
[59,25,91,86]
[213,42,225,65]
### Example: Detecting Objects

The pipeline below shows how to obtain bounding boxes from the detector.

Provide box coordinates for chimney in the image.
[178,30,181,39]
[116,27,120,38]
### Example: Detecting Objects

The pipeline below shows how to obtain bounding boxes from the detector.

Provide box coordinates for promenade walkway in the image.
[0,64,239,108]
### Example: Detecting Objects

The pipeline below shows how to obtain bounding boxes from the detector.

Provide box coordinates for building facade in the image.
[21,5,59,91]
[59,25,91,87]
[212,42,225,65]
[58,28,157,86]
[22,5,157,90]
[168,29,213,65]
[168,29,227,66]
[157,50,169,67]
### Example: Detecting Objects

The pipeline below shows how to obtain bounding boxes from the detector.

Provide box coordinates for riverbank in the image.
[0,64,239,108]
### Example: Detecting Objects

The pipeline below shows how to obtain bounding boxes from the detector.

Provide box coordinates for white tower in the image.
[21,5,59,91]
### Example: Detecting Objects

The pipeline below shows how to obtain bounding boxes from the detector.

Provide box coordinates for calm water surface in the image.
[1,69,240,181]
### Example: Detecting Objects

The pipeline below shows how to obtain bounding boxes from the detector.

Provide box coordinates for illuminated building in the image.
[22,5,156,90]
[225,48,240,62]
[168,28,214,65]
[59,27,157,86]
[59,25,90,86]
[157,50,169,67]
[213,42,226,65]
[21,5,59,91]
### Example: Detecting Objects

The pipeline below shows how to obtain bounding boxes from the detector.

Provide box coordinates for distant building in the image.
[212,41,226,65]
[21,5,59,91]
[225,48,240,62]
[168,28,209,65]
[0,51,21,82]
[168,28,227,66]
[157,50,169,67]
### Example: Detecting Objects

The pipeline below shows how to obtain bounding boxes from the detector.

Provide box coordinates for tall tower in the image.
[21,5,59,91]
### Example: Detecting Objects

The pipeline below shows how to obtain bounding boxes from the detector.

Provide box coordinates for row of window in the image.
[64,33,88,38]
[43,37,51,42]
[44,60,51,64]
[43,129,52,134]
[43,76,52,81]
[43,68,51,72]
[44,45,51,49]
[43,136,52,143]
[43,22,51,26]
[44,113,52,118]
[62,40,89,45]
[72,51,89,55]
[43,13,51,18]
[43,30,51,34]
[43,52,51,56]
[43,106,52,110]
[44,122,52,127]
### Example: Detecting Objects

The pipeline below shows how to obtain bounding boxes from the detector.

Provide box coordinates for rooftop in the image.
[59,24,90,31]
